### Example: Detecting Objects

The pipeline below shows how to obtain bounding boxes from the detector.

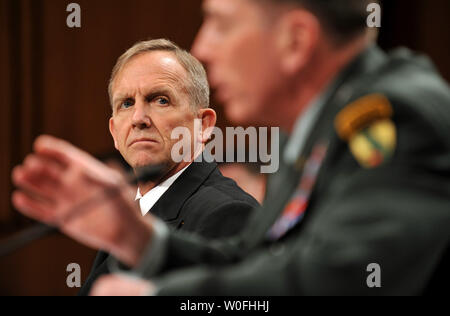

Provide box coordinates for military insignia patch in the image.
[335,94,397,168]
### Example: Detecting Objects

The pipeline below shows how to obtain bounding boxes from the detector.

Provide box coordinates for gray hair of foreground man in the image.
[108,39,210,110]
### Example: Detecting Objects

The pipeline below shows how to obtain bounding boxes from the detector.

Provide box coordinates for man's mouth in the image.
[129,138,159,147]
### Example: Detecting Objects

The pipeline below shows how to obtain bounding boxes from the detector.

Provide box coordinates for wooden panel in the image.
[0,233,97,296]
[0,0,204,295]
[416,0,450,81]
[1,0,449,296]
[0,0,13,224]
[39,0,203,153]
[0,0,43,227]
[1,0,203,224]
[379,0,450,81]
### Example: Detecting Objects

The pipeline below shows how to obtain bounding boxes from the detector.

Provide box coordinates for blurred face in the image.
[109,51,197,170]
[192,0,285,126]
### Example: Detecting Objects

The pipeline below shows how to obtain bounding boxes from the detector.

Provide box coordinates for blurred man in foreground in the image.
[13,0,450,295]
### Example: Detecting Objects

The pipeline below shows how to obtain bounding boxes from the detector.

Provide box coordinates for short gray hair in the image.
[108,39,210,110]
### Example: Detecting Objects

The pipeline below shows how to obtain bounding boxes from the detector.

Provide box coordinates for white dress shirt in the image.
[135,165,190,216]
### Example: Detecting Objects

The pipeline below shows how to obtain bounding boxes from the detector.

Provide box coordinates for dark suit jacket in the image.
[148,46,450,296]
[78,161,259,295]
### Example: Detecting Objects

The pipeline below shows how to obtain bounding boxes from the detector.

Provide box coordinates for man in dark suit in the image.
[82,39,258,294]
[79,160,258,295]
[12,0,449,295]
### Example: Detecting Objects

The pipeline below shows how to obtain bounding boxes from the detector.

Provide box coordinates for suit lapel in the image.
[80,163,218,295]
[148,161,217,222]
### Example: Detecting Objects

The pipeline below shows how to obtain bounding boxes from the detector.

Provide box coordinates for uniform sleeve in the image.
[154,161,449,295]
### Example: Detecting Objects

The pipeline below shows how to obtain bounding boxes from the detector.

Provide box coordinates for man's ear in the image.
[109,117,119,150]
[198,108,217,144]
[276,9,320,75]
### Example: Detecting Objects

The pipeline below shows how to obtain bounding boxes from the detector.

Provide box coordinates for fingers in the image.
[12,155,65,202]
[34,135,102,177]
[11,135,142,256]
[18,154,63,184]
[11,191,56,224]
[33,135,71,170]
[35,135,124,187]
[90,274,155,296]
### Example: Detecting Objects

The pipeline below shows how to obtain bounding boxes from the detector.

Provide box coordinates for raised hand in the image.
[12,135,154,266]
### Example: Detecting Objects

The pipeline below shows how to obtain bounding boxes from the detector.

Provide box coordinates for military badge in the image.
[335,94,397,168]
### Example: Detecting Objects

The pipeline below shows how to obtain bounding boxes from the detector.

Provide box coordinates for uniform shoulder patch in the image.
[335,94,397,168]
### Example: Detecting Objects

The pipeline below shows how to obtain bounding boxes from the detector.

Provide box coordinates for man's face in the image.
[192,0,284,126]
[109,51,197,170]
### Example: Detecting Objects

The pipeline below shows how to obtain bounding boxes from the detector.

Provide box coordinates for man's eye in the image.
[121,99,134,109]
[156,97,169,106]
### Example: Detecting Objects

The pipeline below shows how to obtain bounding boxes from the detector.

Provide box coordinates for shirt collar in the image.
[283,69,349,165]
[135,165,190,216]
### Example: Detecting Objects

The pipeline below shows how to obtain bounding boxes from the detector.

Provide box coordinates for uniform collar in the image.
[283,75,344,165]
[284,45,386,166]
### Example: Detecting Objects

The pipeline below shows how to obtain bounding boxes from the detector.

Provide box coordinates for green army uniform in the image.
[135,46,450,295]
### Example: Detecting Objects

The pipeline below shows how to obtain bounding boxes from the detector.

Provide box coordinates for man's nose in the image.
[191,28,213,64]
[131,102,151,129]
